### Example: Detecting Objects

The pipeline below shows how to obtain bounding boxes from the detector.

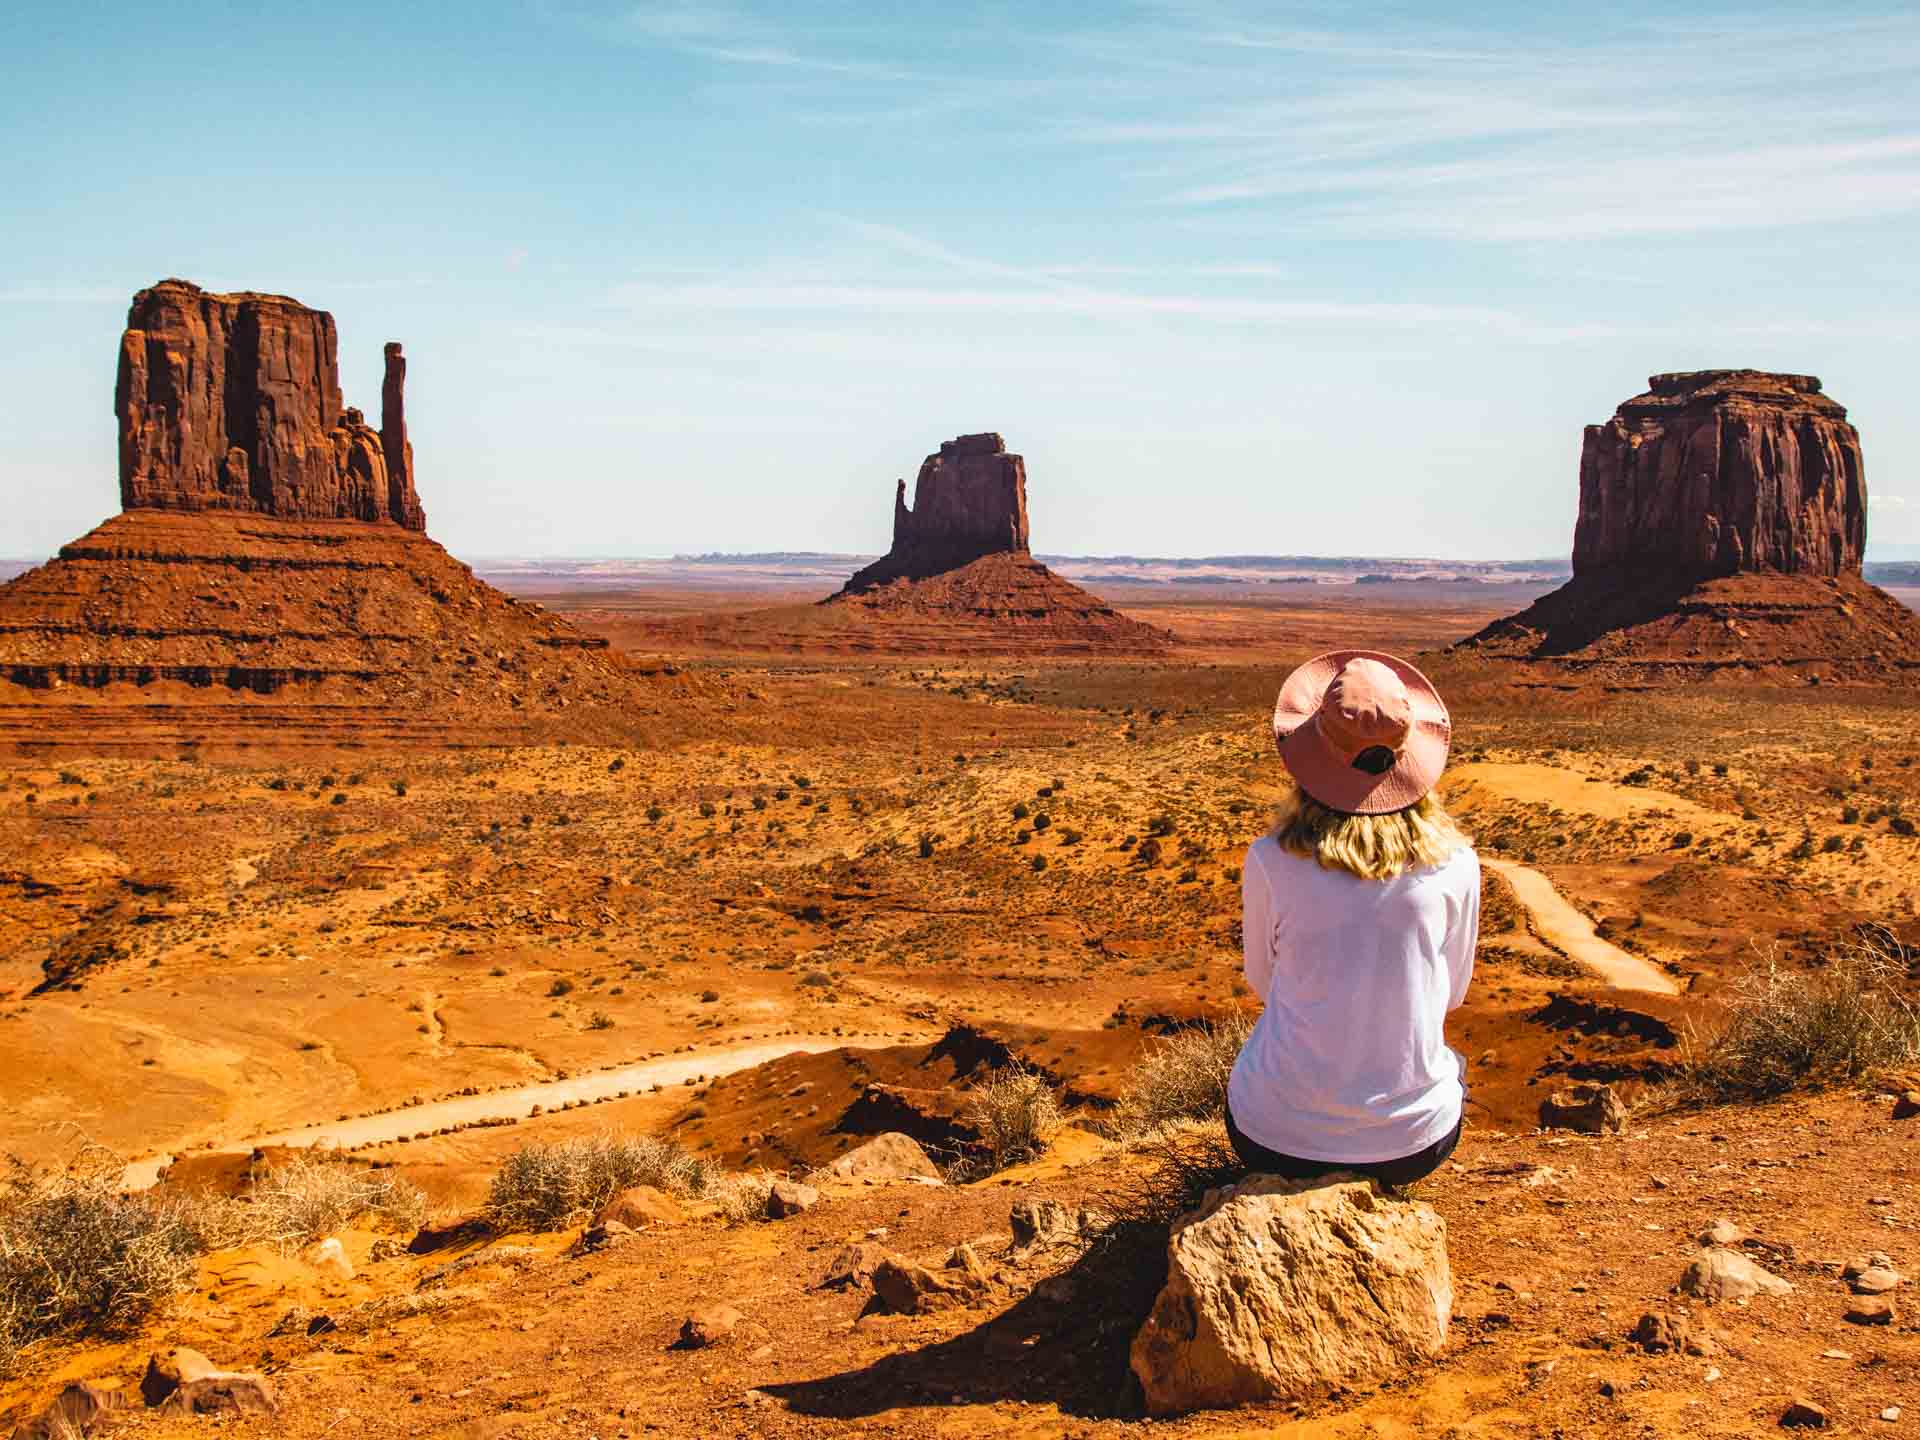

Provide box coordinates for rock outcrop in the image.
[117,279,425,529]
[1462,371,1920,681]
[1573,371,1862,579]
[0,280,719,750]
[846,432,1030,589]
[820,434,1169,655]
[1130,1175,1452,1415]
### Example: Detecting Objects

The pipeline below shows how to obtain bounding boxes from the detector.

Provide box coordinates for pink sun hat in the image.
[1271,650,1452,815]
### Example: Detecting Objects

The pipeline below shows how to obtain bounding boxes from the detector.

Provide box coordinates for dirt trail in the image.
[121,1035,885,1191]
[1484,858,1679,995]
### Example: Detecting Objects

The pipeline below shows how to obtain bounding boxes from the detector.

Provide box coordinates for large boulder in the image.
[1130,1175,1452,1416]
[597,1184,686,1230]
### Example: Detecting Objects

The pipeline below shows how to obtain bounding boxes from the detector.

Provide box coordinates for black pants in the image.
[1225,1103,1462,1189]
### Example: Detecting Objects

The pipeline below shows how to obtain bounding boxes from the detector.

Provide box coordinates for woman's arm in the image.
[1241,846,1276,1002]
[1445,856,1481,1011]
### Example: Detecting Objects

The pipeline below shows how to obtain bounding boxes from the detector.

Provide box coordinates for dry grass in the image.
[1110,1011,1256,1137]
[201,1155,427,1250]
[482,1134,716,1232]
[1670,928,1920,1103]
[956,1065,1063,1177]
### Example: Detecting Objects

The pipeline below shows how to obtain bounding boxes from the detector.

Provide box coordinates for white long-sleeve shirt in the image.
[1226,834,1479,1164]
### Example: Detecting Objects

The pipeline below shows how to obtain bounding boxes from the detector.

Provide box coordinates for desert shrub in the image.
[1822,835,1845,854]
[482,1135,714,1232]
[707,1172,777,1224]
[1146,814,1176,837]
[1111,1011,1256,1136]
[1030,854,1048,872]
[548,977,575,997]
[960,1066,1061,1175]
[1032,812,1052,832]
[1671,931,1919,1103]
[225,1155,427,1248]
[1011,801,1029,820]
[588,1010,614,1030]
[917,831,936,859]
[0,1155,202,1374]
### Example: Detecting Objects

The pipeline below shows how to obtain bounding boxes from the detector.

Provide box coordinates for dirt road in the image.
[122,1035,877,1190]
[1484,858,1680,995]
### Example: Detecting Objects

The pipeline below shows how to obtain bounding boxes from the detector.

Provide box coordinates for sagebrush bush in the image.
[482,1134,714,1232]
[1111,1012,1256,1136]
[1674,931,1919,1103]
[960,1065,1061,1175]
[0,1157,202,1376]
[229,1156,427,1248]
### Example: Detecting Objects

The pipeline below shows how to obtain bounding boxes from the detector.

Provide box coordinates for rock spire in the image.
[115,279,426,529]
[852,433,1030,590]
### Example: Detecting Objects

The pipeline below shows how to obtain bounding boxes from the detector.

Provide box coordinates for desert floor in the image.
[2,584,1916,1436]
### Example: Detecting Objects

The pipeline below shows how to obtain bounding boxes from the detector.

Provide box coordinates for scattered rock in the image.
[678,1304,742,1348]
[1780,1399,1828,1429]
[1678,1247,1794,1302]
[1883,1406,1901,1422]
[1844,1298,1894,1325]
[1894,1091,1920,1120]
[766,1180,821,1219]
[822,1132,942,1183]
[304,1236,354,1280]
[815,1242,887,1291]
[571,1219,633,1255]
[1538,1083,1628,1135]
[1629,1310,1717,1356]
[140,1347,219,1407]
[597,1184,686,1230]
[14,1382,125,1440]
[1700,1219,1744,1247]
[407,1216,490,1254]
[1130,1176,1451,1415]
[1008,1197,1103,1258]
[871,1252,992,1315]
[1843,1254,1903,1295]
[139,1346,278,1418]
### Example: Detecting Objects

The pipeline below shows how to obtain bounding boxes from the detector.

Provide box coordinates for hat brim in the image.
[1273,650,1451,815]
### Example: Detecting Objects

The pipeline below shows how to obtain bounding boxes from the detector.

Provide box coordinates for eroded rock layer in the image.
[1463,371,1920,681]
[117,279,425,529]
[1573,371,1864,579]
[825,434,1167,654]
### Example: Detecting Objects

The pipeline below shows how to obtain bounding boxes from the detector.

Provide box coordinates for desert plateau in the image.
[5,6,1920,1437]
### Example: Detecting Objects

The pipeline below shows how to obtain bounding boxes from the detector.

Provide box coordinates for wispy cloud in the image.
[616,2,908,75]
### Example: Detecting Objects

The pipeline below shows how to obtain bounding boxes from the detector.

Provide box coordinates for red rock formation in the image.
[1462,371,1920,681]
[822,433,1167,654]
[116,279,425,529]
[381,341,421,529]
[1573,371,1864,580]
[845,433,1031,590]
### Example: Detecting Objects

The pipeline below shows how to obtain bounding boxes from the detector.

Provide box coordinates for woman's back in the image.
[1227,835,1479,1165]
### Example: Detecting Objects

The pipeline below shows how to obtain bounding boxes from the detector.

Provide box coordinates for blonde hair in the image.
[1272,784,1468,881]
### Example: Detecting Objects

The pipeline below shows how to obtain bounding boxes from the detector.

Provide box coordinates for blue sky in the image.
[3,2,1916,560]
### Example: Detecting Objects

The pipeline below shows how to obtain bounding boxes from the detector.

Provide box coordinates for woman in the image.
[1225,649,1479,1189]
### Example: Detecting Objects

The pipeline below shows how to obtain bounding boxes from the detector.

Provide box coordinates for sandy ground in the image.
[1482,860,1679,994]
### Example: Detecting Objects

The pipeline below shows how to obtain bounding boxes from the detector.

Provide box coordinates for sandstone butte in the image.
[0,280,706,750]
[823,433,1170,654]
[1462,369,1920,681]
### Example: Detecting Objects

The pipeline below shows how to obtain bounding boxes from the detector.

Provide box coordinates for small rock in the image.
[1704,1366,1722,1383]
[1820,1347,1851,1360]
[1849,1266,1903,1296]
[1893,1090,1920,1119]
[823,1132,942,1182]
[1883,1406,1901,1422]
[570,1220,632,1255]
[1844,1298,1894,1325]
[1538,1082,1627,1135]
[815,1241,886,1291]
[1700,1219,1744,1247]
[678,1303,742,1348]
[766,1180,821,1219]
[871,1254,990,1315]
[1629,1310,1716,1356]
[597,1184,686,1230]
[15,1383,125,1440]
[303,1236,354,1280]
[1780,1399,1828,1428]
[1678,1247,1793,1302]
